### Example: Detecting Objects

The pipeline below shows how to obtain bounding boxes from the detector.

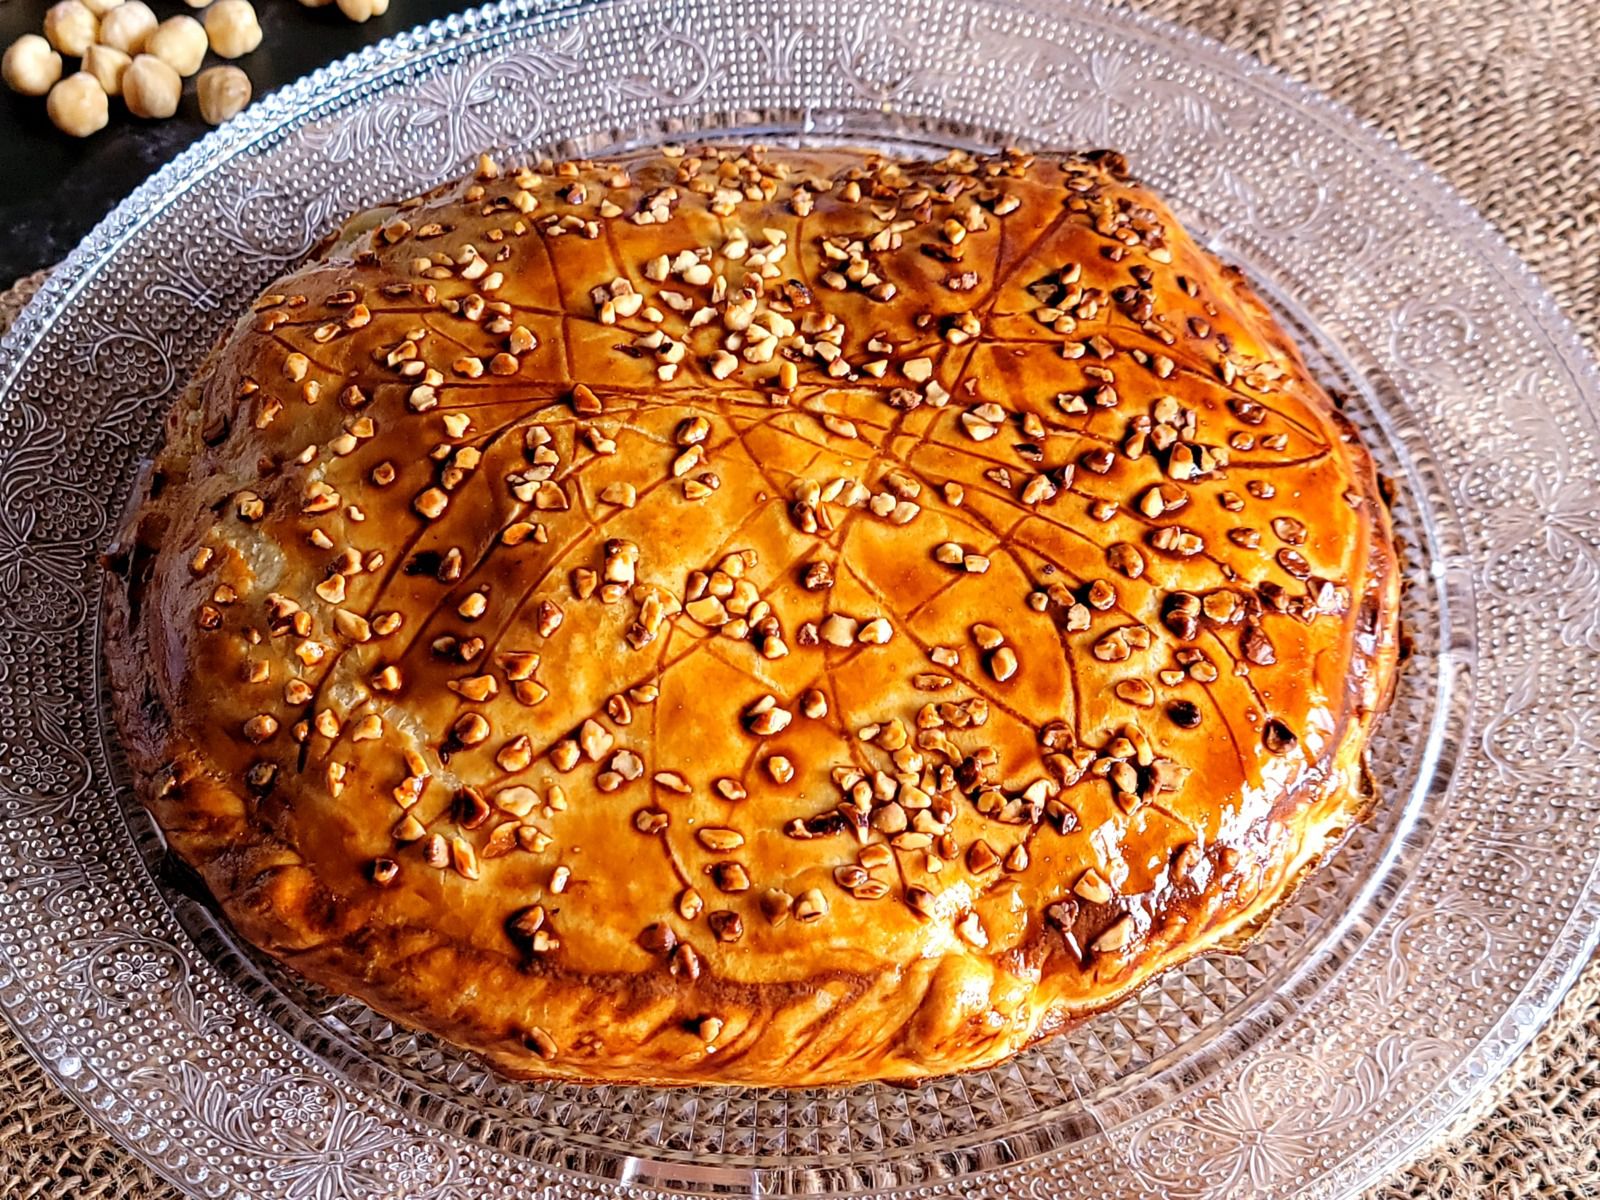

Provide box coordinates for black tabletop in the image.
[0,0,471,284]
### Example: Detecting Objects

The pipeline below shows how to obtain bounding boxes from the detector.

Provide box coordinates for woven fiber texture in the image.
[2,0,1598,1192]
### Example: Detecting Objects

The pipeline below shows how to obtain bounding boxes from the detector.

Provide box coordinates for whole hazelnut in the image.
[82,42,131,95]
[2,34,63,96]
[97,0,157,54]
[146,14,207,76]
[43,0,100,57]
[196,63,250,124]
[335,0,389,21]
[46,71,109,136]
[121,51,180,118]
[203,0,262,58]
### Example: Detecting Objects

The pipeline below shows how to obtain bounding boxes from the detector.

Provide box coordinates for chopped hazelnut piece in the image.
[697,828,745,853]
[794,888,829,922]
[1074,869,1113,905]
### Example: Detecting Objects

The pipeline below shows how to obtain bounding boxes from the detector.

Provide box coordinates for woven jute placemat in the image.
[2,0,1596,1193]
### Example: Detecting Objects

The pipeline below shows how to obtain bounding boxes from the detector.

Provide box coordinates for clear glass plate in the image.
[1,1,1597,1197]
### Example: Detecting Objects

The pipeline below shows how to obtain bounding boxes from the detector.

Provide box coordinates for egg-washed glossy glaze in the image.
[106,145,1400,1085]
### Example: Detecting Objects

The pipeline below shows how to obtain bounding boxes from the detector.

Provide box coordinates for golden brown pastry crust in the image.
[105,145,1399,1086]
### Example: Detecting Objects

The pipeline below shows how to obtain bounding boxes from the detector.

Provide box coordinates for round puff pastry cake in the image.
[106,145,1400,1086]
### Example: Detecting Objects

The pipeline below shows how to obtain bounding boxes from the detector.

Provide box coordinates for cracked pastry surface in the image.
[106,145,1400,1086]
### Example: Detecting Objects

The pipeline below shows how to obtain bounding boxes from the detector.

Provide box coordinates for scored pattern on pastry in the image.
[108,145,1399,1084]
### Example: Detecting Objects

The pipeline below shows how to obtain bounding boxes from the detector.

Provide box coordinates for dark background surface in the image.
[0,0,468,284]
